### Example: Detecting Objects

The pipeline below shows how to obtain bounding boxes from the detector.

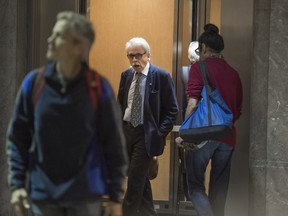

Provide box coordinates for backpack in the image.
[31,67,102,111]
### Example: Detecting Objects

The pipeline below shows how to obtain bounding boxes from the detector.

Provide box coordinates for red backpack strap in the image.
[86,69,102,111]
[32,66,46,107]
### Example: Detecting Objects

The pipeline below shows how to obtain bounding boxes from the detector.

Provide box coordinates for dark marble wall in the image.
[38,0,76,66]
[250,0,288,215]
[0,0,21,215]
[266,1,288,215]
[249,1,270,215]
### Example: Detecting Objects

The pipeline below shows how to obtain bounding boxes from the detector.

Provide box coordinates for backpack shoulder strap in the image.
[32,66,46,107]
[86,69,102,111]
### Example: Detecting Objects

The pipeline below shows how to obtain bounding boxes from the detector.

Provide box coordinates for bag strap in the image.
[199,61,212,126]
[32,67,46,107]
[32,67,102,112]
[199,61,213,92]
[86,69,102,111]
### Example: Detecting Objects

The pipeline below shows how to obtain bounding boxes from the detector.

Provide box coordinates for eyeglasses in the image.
[195,48,200,56]
[127,52,146,60]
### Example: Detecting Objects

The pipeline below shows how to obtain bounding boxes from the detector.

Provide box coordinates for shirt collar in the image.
[142,62,150,76]
[136,62,149,76]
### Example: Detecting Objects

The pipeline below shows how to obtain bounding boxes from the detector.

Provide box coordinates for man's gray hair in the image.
[125,37,151,55]
[57,11,95,60]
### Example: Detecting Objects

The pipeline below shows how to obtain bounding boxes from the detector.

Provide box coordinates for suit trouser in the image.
[122,123,157,216]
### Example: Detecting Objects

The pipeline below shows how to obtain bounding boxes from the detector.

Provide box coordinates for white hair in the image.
[188,41,199,63]
[125,37,151,55]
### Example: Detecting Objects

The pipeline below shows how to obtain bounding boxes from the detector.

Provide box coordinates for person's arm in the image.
[6,72,36,215]
[185,62,203,117]
[100,78,128,203]
[184,97,198,119]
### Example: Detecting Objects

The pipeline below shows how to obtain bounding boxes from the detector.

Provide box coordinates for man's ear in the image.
[202,43,206,53]
[147,53,151,61]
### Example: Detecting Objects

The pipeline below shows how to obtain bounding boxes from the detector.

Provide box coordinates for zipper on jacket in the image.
[57,72,67,93]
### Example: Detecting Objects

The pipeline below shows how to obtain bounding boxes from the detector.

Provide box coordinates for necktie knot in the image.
[135,72,141,79]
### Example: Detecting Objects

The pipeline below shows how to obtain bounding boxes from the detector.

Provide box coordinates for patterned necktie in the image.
[130,73,142,127]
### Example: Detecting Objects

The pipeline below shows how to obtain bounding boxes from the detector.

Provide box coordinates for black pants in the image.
[122,123,157,216]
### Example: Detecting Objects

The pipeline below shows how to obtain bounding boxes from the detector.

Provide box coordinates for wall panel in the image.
[221,0,253,215]
[89,0,174,93]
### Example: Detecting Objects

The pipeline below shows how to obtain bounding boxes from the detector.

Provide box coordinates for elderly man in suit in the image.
[117,37,179,216]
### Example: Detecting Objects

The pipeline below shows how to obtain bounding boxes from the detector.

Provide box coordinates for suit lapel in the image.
[145,65,155,102]
[126,68,134,87]
[123,68,134,105]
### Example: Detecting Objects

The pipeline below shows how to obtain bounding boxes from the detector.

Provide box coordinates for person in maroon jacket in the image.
[183,24,243,216]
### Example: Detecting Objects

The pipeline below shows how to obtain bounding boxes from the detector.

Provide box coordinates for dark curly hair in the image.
[198,23,224,53]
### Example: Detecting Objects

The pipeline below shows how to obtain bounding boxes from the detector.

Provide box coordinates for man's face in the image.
[126,45,150,73]
[46,20,81,61]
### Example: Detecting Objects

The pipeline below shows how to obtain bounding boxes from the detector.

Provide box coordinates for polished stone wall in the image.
[250,0,288,215]
[0,0,20,215]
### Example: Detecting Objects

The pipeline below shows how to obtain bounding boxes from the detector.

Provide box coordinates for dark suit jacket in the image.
[117,64,179,156]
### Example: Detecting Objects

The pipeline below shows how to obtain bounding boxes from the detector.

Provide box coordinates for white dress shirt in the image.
[123,63,150,123]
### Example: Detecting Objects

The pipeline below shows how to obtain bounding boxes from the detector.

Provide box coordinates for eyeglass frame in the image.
[195,48,200,56]
[127,52,146,60]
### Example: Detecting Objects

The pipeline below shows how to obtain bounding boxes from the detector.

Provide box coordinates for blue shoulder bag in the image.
[179,61,233,143]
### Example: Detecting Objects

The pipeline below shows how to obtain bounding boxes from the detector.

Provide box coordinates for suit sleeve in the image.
[159,73,179,136]
[100,77,128,202]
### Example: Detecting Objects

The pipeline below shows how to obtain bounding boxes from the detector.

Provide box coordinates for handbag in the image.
[179,61,233,143]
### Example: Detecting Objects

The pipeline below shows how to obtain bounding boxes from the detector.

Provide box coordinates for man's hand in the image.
[103,201,122,216]
[11,188,30,216]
